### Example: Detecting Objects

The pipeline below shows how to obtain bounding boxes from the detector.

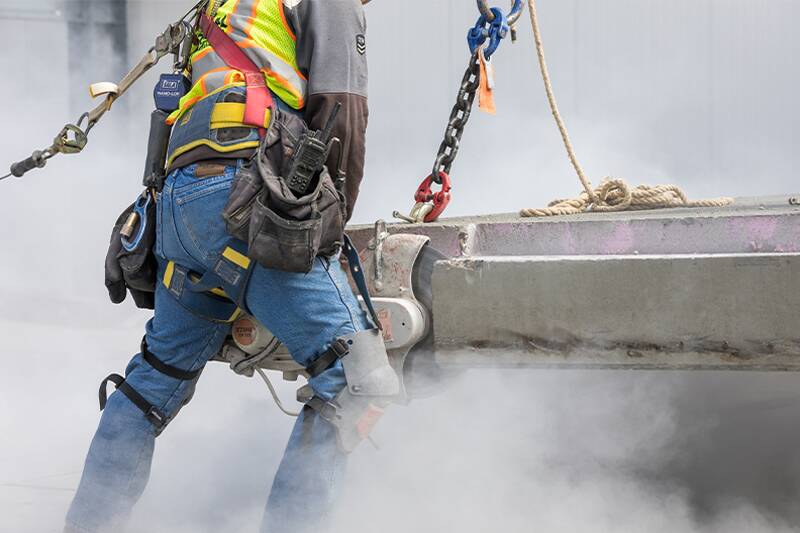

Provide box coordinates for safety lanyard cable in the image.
[2,1,207,182]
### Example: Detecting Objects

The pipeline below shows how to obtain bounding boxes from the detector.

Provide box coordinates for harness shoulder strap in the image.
[199,13,274,129]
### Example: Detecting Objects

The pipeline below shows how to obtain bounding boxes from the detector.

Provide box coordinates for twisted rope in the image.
[520,0,733,218]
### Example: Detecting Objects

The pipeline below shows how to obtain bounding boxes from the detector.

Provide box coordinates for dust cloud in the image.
[1,1,799,532]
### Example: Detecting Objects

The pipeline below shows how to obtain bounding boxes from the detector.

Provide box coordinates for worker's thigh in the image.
[246,255,372,401]
[158,161,372,402]
[115,163,244,423]
[123,280,230,424]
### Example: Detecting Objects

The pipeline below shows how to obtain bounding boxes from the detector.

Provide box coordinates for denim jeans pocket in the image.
[174,169,236,263]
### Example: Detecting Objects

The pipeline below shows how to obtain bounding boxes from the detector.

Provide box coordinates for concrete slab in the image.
[431,253,800,370]
[349,195,800,258]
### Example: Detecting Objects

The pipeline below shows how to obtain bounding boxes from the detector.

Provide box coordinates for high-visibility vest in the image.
[167,0,306,129]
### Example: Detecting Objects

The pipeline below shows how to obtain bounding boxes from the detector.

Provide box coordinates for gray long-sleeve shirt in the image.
[285,0,370,220]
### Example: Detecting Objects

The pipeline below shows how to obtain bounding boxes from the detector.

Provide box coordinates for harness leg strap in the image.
[141,339,202,381]
[97,340,205,430]
[99,374,169,430]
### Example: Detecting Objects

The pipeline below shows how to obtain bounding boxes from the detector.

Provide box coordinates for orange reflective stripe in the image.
[278,0,296,42]
[177,0,305,118]
[191,46,215,63]
[245,0,260,38]
[224,0,240,31]
[265,68,304,106]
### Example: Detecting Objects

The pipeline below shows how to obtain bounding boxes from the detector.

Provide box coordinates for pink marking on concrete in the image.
[730,216,778,243]
[601,222,636,254]
[561,223,579,254]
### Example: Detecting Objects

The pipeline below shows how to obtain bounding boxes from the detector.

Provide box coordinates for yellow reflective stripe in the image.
[223,247,251,269]
[209,287,229,298]
[163,261,176,288]
[209,102,271,129]
[166,138,260,169]
[210,102,245,125]
[227,308,243,323]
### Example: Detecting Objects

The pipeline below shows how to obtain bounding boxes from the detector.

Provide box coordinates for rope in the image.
[520,0,733,218]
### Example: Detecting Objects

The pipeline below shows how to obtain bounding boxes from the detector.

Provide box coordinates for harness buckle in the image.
[146,407,169,429]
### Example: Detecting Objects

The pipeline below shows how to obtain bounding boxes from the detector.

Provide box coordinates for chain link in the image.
[431,51,481,184]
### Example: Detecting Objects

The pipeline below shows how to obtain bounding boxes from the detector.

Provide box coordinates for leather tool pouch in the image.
[222,109,346,273]
[104,193,158,309]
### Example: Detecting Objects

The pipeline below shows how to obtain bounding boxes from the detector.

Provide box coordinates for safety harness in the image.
[99,339,203,431]
[99,234,382,430]
[198,13,274,132]
[161,242,254,323]
[96,5,387,434]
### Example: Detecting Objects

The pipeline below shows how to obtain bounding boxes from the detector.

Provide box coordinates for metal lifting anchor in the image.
[396,0,521,224]
[471,0,524,58]
[1,1,203,183]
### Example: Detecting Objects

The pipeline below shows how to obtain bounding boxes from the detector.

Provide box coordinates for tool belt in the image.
[223,109,346,274]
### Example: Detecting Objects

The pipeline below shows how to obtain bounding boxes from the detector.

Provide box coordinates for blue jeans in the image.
[65,162,371,533]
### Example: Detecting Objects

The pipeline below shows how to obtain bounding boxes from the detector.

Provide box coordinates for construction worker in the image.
[64,1,391,532]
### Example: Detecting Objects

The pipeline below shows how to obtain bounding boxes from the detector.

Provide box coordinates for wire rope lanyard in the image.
[1,1,205,183]
[394,1,522,224]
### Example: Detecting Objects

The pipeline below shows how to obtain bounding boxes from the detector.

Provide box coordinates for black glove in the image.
[105,205,133,305]
[104,197,157,310]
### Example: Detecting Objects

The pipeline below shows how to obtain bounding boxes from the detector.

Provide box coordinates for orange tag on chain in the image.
[478,46,496,115]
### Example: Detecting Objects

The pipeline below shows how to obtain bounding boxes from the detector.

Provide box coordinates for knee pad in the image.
[339,329,400,397]
[300,328,400,452]
[306,388,389,453]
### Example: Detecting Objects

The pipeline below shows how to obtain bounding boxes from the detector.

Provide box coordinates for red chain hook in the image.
[414,172,452,223]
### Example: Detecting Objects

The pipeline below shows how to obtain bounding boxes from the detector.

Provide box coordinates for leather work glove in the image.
[104,201,157,310]
[105,205,133,305]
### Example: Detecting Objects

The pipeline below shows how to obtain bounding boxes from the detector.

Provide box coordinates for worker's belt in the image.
[161,242,254,324]
[98,339,203,430]
[165,12,276,170]
[166,87,263,171]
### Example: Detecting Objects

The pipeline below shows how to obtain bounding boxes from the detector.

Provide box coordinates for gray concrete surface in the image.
[432,253,800,370]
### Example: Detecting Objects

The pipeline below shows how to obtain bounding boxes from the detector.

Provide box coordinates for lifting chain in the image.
[433,52,481,184]
[393,54,478,225]
[396,1,520,224]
